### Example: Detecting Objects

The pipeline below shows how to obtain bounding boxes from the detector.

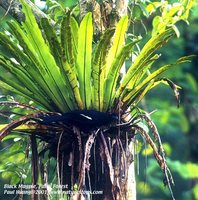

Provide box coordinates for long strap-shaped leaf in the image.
[121,56,193,108]
[92,28,115,111]
[41,18,64,68]
[103,39,141,111]
[8,20,67,112]
[117,29,174,98]
[63,61,84,109]
[76,12,93,109]
[105,16,128,76]
[0,57,53,110]
[0,33,57,110]
[20,0,75,112]
[41,18,83,109]
[129,54,160,87]
[61,13,79,68]
[60,15,83,109]
[70,16,79,60]
[0,30,58,100]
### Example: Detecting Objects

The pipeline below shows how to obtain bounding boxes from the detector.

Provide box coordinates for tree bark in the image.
[79,0,128,34]
[0,0,47,23]
[79,1,136,200]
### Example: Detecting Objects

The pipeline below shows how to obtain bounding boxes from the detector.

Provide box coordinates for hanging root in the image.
[74,127,83,174]
[57,131,64,189]
[100,132,115,185]
[78,129,99,190]
[133,112,175,200]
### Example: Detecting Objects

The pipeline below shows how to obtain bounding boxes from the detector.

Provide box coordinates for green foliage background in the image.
[136,4,198,200]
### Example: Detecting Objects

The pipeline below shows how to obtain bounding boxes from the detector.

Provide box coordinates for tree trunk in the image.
[79,1,136,199]
[0,0,48,23]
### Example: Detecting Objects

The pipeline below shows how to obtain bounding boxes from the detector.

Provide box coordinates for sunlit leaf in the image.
[76,12,93,109]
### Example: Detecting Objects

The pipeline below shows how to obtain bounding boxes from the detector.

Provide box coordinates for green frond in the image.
[103,38,141,111]
[92,28,115,111]
[121,56,193,108]
[0,0,193,115]
[61,13,79,68]
[42,17,83,109]
[76,12,93,109]
[106,16,128,76]
[41,18,64,67]
[117,28,174,99]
